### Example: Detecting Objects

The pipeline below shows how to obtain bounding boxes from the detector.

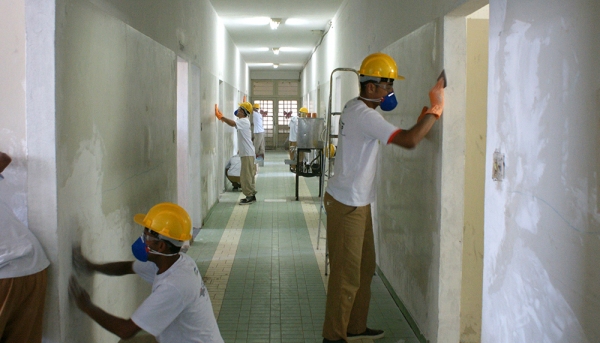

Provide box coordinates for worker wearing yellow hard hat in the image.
[288,107,307,172]
[322,52,445,343]
[215,101,258,205]
[251,103,265,163]
[69,203,224,342]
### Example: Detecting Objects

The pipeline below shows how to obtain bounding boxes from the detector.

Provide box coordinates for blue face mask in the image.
[234,109,239,117]
[131,236,149,262]
[379,92,398,111]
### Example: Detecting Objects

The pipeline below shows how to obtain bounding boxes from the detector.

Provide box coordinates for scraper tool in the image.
[437,70,447,88]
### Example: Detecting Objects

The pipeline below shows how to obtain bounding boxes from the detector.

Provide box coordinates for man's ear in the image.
[365,82,376,96]
[156,240,169,253]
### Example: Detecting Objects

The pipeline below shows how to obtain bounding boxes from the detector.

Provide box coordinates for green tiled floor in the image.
[188,151,419,343]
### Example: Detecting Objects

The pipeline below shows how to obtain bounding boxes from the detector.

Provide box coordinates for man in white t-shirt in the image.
[225,154,242,190]
[69,203,224,343]
[288,107,306,172]
[252,103,265,162]
[322,53,445,343]
[0,151,50,343]
[216,102,257,205]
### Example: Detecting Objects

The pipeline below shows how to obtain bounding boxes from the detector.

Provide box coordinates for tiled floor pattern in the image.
[187,151,419,343]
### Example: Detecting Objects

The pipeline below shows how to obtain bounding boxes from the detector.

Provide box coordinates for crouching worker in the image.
[225,154,242,191]
[69,202,224,343]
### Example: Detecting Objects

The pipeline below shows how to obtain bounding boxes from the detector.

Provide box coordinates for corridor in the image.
[186,151,418,343]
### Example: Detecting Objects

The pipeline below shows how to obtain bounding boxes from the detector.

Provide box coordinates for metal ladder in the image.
[317,67,359,275]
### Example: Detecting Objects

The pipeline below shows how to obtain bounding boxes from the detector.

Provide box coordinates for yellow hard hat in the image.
[238,102,253,115]
[358,52,405,80]
[134,202,192,242]
[325,144,336,158]
[299,107,308,114]
[253,103,260,109]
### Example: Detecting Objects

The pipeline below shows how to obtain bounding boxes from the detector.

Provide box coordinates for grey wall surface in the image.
[56,2,177,341]
[482,0,600,341]
[301,0,480,341]
[377,21,445,341]
[2,0,248,341]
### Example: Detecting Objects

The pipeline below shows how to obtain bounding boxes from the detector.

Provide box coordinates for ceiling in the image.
[209,0,345,71]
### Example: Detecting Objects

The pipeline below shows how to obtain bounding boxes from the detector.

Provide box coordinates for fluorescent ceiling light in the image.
[272,47,280,55]
[285,18,309,26]
[279,47,310,52]
[270,18,281,30]
[252,17,271,25]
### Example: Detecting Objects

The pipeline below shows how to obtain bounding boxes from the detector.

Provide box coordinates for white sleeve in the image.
[360,110,399,143]
[132,260,158,284]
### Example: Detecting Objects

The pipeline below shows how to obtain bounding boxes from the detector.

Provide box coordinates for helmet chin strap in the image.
[359,96,382,103]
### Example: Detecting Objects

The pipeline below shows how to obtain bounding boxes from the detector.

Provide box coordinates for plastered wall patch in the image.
[493,149,505,181]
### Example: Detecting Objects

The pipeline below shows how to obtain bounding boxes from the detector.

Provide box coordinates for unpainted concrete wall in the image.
[482,0,600,341]
[56,2,177,341]
[301,0,481,341]
[1,0,248,341]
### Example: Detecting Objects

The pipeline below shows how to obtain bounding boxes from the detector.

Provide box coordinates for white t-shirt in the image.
[326,98,400,207]
[225,155,241,177]
[235,117,255,157]
[131,254,223,343]
[0,183,50,279]
[252,110,264,134]
[289,116,298,142]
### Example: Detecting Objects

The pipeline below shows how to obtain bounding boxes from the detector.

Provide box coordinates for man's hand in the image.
[215,104,223,120]
[68,275,141,339]
[427,78,445,118]
[72,246,95,275]
[69,275,92,312]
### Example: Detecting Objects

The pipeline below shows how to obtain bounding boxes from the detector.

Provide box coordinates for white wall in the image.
[482,0,600,341]
[0,0,250,341]
[304,0,600,342]
[301,0,481,341]
[0,0,27,213]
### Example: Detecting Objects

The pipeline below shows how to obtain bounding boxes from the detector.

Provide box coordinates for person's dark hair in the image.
[0,152,12,173]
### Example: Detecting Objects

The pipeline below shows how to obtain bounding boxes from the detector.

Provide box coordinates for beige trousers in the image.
[322,193,375,341]
[240,156,256,197]
[0,268,48,343]
[253,132,265,156]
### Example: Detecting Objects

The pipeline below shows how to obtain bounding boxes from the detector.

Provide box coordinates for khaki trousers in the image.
[240,156,256,197]
[226,174,241,188]
[253,132,265,156]
[322,193,375,341]
[0,268,48,343]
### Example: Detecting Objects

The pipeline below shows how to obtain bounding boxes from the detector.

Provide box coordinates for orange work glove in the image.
[215,104,223,120]
[427,77,445,118]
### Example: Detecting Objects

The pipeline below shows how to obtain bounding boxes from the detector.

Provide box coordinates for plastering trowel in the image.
[438,69,447,88]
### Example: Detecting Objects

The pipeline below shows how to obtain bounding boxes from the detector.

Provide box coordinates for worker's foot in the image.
[346,328,384,341]
[322,338,345,343]
[239,196,256,205]
[232,186,239,191]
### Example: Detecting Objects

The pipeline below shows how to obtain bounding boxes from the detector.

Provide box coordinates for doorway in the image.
[251,80,301,150]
